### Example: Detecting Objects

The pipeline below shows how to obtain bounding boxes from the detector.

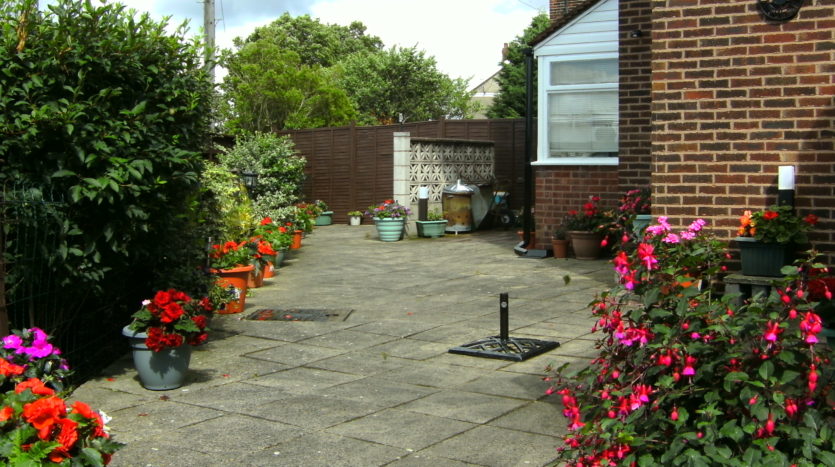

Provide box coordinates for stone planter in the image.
[315,211,334,226]
[416,220,448,238]
[736,237,791,277]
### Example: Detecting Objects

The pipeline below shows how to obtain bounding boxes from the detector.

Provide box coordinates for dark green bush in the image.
[0,0,213,377]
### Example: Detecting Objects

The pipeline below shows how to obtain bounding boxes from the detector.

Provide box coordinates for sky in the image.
[100,0,549,86]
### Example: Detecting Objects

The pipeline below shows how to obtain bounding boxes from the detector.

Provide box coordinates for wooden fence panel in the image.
[277,119,528,223]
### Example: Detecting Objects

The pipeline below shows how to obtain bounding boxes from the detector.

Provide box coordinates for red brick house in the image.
[531,0,834,262]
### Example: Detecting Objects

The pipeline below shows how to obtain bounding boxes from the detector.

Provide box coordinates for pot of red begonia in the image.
[123,289,212,390]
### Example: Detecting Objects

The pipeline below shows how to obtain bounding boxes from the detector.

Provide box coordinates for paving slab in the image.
[73,226,612,466]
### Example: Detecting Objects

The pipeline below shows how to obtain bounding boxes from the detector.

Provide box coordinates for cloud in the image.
[310,0,543,84]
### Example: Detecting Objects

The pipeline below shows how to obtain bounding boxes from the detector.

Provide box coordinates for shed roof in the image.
[528,0,604,47]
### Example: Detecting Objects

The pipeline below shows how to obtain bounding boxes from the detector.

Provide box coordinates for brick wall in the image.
[619,1,653,190]
[533,1,652,247]
[549,0,588,21]
[535,166,620,246]
[650,0,835,259]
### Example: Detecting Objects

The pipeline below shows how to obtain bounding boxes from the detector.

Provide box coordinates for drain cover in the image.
[246,309,352,322]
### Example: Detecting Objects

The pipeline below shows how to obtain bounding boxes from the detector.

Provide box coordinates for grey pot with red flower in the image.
[124,289,212,390]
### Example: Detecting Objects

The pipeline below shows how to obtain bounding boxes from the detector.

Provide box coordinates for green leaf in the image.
[803,411,818,430]
[758,360,774,380]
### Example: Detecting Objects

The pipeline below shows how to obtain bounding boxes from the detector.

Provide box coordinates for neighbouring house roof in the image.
[469,70,501,119]
[529,0,604,47]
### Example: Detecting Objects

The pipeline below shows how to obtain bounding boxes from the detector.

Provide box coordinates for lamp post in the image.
[239,171,258,194]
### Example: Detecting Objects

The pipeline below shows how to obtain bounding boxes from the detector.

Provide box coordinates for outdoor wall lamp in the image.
[629,30,642,38]
[239,171,258,190]
[778,165,795,208]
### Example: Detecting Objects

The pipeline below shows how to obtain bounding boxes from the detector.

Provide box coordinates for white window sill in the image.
[532,158,619,166]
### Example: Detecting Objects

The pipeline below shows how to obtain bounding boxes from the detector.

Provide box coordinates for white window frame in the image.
[534,52,619,166]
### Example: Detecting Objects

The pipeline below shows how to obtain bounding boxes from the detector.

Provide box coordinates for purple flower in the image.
[3,335,22,350]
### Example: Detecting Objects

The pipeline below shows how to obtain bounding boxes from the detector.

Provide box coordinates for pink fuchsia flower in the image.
[799,312,823,344]
[808,364,819,392]
[637,243,658,270]
[633,384,653,404]
[763,321,782,342]
[785,398,798,417]
[613,251,631,277]
[682,356,697,376]
[670,406,679,421]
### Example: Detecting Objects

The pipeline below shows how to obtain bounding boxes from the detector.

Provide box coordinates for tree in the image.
[220,40,357,133]
[240,13,383,68]
[487,13,550,119]
[338,46,477,124]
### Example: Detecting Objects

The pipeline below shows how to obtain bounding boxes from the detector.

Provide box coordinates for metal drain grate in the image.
[245,308,352,322]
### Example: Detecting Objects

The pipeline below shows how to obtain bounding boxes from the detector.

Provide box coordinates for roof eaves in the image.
[528,0,604,47]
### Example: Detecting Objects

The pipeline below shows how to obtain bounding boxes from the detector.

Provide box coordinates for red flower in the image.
[0,406,14,422]
[15,377,55,396]
[0,358,26,377]
[192,315,208,330]
[72,401,108,438]
[199,297,213,312]
[188,332,208,346]
[22,396,66,439]
[804,213,818,225]
[160,302,185,324]
[163,333,184,348]
[260,217,273,225]
[48,417,79,463]
[153,291,172,307]
[146,327,165,352]
[763,210,779,221]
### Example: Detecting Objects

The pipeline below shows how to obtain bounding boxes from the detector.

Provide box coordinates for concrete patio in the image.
[71,224,613,466]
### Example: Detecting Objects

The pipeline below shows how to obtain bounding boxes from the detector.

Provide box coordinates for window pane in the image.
[550,59,618,86]
[548,91,618,157]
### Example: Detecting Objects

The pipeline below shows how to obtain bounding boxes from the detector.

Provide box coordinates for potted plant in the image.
[347,210,364,226]
[254,217,292,277]
[208,240,254,313]
[416,210,448,238]
[122,288,213,390]
[365,199,411,242]
[736,205,817,276]
[563,196,612,260]
[0,328,122,464]
[618,187,652,238]
[551,228,569,259]
[313,200,334,226]
[247,237,277,288]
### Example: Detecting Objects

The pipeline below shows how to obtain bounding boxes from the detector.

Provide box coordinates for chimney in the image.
[549,0,585,22]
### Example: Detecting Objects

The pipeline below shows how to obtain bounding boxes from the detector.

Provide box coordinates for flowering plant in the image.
[365,199,411,219]
[547,218,835,465]
[562,196,611,232]
[208,240,253,270]
[293,203,320,232]
[618,188,651,215]
[128,289,212,352]
[807,264,835,328]
[253,217,292,251]
[0,328,70,393]
[738,204,817,244]
[0,331,122,464]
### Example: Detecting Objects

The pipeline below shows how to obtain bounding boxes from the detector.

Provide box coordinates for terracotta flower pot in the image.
[248,267,265,288]
[569,231,603,260]
[291,230,303,249]
[211,265,254,314]
[552,239,569,259]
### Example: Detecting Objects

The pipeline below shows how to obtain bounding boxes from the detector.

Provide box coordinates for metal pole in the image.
[203,0,215,82]
[499,293,509,341]
[522,48,534,247]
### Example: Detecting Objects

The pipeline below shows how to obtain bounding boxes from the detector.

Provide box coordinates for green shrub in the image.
[0,0,213,292]
[216,132,306,220]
